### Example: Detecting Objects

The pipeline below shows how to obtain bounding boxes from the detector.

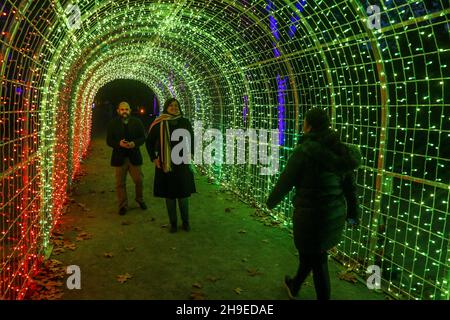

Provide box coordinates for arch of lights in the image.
[0,0,448,300]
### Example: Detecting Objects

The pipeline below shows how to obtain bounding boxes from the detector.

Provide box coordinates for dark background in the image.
[92,79,159,137]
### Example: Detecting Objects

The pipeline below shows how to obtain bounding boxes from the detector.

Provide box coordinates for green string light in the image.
[0,0,448,300]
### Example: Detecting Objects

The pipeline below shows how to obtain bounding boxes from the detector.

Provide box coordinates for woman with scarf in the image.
[146,98,196,233]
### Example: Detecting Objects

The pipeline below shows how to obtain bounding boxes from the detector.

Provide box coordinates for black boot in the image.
[179,198,190,231]
[182,222,190,232]
[284,275,299,299]
[170,223,178,233]
[166,198,177,233]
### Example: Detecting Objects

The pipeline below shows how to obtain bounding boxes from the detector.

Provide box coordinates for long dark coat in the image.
[146,117,196,199]
[267,131,362,253]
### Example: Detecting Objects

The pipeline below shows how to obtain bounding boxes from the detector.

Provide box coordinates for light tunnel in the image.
[0,0,449,300]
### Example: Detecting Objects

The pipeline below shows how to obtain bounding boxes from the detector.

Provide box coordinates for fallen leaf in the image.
[125,247,136,252]
[234,287,244,295]
[252,210,264,217]
[104,252,114,258]
[76,202,90,212]
[338,271,357,284]
[33,280,49,287]
[206,276,220,283]
[192,283,203,289]
[53,230,64,237]
[45,292,64,300]
[44,281,64,288]
[53,248,65,255]
[64,242,76,251]
[117,273,133,283]
[53,239,64,246]
[247,268,263,277]
[190,291,206,300]
[76,232,92,241]
[26,259,66,300]
[49,259,63,266]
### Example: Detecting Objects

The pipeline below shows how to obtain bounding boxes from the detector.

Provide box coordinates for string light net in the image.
[0,0,448,300]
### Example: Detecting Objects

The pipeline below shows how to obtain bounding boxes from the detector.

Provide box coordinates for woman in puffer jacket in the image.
[267,107,362,300]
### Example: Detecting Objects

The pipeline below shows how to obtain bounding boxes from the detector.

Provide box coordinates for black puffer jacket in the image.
[267,131,362,253]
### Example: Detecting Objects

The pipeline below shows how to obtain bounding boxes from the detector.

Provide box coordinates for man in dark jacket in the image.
[266,107,361,300]
[107,101,147,215]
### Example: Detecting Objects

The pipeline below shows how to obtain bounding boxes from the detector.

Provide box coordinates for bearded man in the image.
[107,101,147,215]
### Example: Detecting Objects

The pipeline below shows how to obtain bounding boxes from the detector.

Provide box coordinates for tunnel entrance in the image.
[92,79,159,137]
[0,0,448,301]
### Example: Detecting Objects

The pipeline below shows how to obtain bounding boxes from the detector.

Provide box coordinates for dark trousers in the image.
[165,198,189,226]
[293,251,330,300]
